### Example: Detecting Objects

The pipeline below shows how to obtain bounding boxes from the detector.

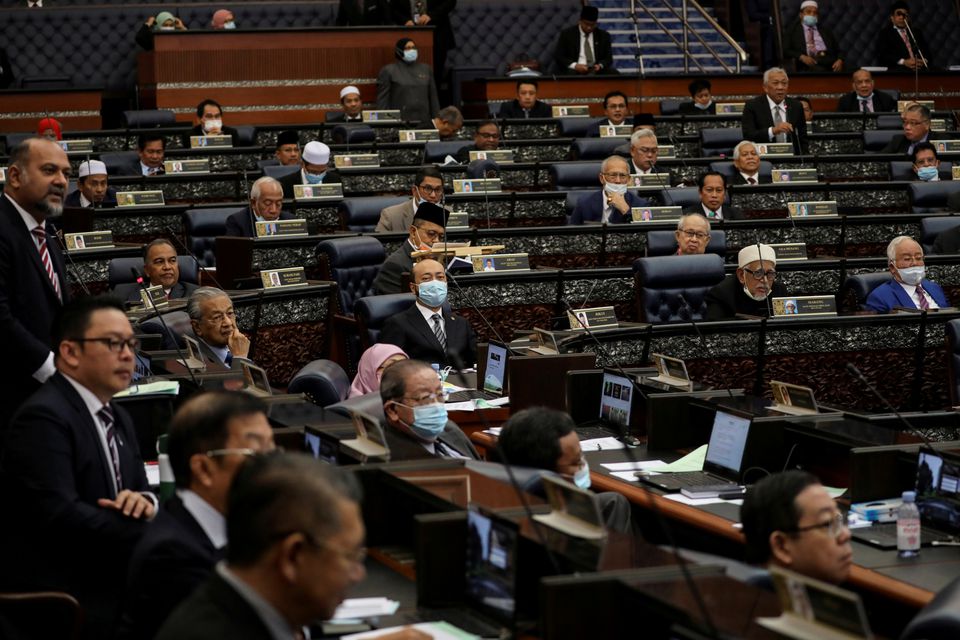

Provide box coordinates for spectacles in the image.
[73,337,140,353]
[204,310,236,323]
[788,511,847,539]
[399,391,447,406]
[903,119,929,127]
[417,228,446,242]
[602,172,630,181]
[679,229,710,241]
[206,445,282,458]
[742,267,777,280]
[417,184,444,196]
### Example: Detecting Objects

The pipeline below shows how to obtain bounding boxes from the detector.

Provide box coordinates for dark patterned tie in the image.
[98,405,123,493]
[748,177,757,185]
[431,313,446,350]
[916,285,930,310]
[32,227,61,299]
[224,349,233,367]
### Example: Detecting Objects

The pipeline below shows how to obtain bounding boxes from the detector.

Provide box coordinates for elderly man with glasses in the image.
[866,235,949,313]
[674,213,712,256]
[569,155,650,225]
[628,129,673,186]
[705,244,787,320]
[882,102,932,155]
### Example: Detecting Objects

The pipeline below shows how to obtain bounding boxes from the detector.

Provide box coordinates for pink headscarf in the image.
[348,344,408,398]
[211,9,233,29]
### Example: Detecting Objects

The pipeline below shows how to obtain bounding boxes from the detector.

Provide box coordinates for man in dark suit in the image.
[390,0,457,78]
[497,79,552,119]
[380,258,477,368]
[187,287,252,369]
[569,155,650,225]
[116,391,275,640]
[379,359,479,459]
[933,214,960,253]
[705,244,787,320]
[64,159,117,208]
[0,47,14,89]
[866,236,949,313]
[226,176,294,238]
[554,5,615,75]
[836,69,898,113]
[272,129,301,166]
[123,238,199,303]
[156,454,368,640]
[585,90,630,137]
[326,85,365,123]
[0,296,155,638]
[374,201,448,294]
[454,120,501,163]
[276,140,343,199]
[729,141,770,185]
[336,0,390,26]
[685,172,744,221]
[0,137,71,426]
[185,99,242,148]
[781,1,844,73]
[876,1,929,71]
[881,102,931,154]
[741,67,808,155]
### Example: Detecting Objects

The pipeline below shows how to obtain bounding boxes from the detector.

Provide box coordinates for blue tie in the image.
[224,350,233,367]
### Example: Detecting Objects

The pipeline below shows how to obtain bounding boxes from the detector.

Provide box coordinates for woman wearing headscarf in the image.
[135,11,187,51]
[348,344,408,398]
[211,9,236,29]
[376,37,440,125]
[36,117,62,141]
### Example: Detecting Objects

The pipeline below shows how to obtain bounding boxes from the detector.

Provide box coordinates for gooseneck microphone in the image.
[132,267,199,388]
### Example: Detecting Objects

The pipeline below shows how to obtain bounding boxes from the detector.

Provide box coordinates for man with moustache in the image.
[705,244,787,320]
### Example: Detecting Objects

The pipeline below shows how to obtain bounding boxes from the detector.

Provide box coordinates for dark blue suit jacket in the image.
[568,189,650,225]
[224,207,295,238]
[865,279,949,313]
[64,187,118,208]
[379,303,477,368]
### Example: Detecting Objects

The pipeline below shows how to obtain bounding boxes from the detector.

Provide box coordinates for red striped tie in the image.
[32,227,61,299]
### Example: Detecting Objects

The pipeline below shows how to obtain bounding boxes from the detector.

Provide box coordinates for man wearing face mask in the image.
[225,176,292,238]
[705,244,788,320]
[910,142,941,182]
[210,9,236,29]
[865,236,948,313]
[376,166,446,232]
[277,140,342,199]
[373,201,448,294]
[782,1,843,73]
[186,99,241,147]
[679,79,716,115]
[379,359,479,460]
[376,37,440,125]
[569,155,649,225]
[379,258,477,368]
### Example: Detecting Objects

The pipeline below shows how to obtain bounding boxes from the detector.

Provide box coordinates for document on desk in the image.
[343,621,480,639]
[580,437,627,451]
[602,460,667,472]
[643,444,708,473]
[331,597,400,621]
[664,493,744,507]
[114,380,180,397]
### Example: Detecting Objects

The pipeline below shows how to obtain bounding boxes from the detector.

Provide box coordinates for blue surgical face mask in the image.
[898,265,925,286]
[917,166,938,181]
[573,459,591,489]
[694,100,712,110]
[604,182,628,196]
[417,279,447,307]
[802,15,817,27]
[403,49,418,63]
[223,21,236,29]
[398,402,448,440]
[304,170,326,184]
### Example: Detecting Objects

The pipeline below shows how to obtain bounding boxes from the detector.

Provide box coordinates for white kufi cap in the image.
[302,141,330,165]
[339,85,360,100]
[78,159,107,178]
[738,243,777,268]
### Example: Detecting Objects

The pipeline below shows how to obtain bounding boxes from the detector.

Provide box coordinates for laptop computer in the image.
[851,449,959,549]
[575,368,639,441]
[636,408,752,492]
[447,340,510,403]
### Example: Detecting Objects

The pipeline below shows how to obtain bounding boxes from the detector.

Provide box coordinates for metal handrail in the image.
[633,0,747,74]
[658,0,735,73]
[634,1,707,74]
[687,0,749,71]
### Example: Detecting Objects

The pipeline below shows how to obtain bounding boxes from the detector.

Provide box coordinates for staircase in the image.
[592,0,757,74]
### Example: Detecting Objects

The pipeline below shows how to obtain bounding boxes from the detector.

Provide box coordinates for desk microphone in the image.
[48,220,91,297]
[845,362,935,447]
[678,294,738,403]
[132,267,200,388]
[649,162,675,207]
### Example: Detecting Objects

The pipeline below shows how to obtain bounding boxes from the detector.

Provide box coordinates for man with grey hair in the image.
[0,137,71,425]
[187,287,251,368]
[628,128,668,182]
[430,106,464,140]
[706,243,787,320]
[569,155,650,225]
[741,67,807,154]
[865,236,948,313]
[881,103,931,155]
[226,175,292,238]
[674,212,712,256]
[730,140,768,185]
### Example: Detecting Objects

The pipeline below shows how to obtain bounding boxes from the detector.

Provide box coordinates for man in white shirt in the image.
[741,67,808,154]
[730,140,767,185]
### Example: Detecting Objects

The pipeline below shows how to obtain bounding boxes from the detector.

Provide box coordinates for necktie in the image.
[224,350,234,367]
[773,105,787,143]
[900,29,914,58]
[748,177,757,185]
[806,27,817,56]
[98,406,123,494]
[916,285,930,310]
[32,227,61,299]
[583,33,595,66]
[431,313,446,350]
[860,98,870,113]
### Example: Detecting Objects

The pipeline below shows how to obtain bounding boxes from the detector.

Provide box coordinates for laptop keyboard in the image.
[575,426,618,441]
[447,389,498,403]
[647,471,734,491]
[852,522,954,548]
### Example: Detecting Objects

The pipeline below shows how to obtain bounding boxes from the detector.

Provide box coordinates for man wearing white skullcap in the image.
[326,85,363,123]
[705,243,788,320]
[65,159,117,208]
[277,140,343,199]
[782,0,844,72]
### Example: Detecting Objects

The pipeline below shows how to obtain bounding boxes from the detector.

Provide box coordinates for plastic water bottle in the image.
[897,491,921,558]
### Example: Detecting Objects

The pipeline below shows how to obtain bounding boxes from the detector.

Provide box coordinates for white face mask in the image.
[898,266,925,286]
[203,118,222,133]
[604,182,628,196]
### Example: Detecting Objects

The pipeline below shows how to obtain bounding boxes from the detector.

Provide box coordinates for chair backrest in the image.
[549,161,602,189]
[122,109,176,128]
[182,207,245,267]
[922,216,960,254]
[862,129,900,153]
[571,137,627,160]
[558,117,602,138]
[646,230,726,257]
[633,254,726,323]
[890,161,954,182]
[900,573,960,640]
[233,125,258,147]
[325,390,387,424]
[109,255,200,300]
[0,591,83,640]
[330,124,377,145]
[339,196,409,232]
[263,164,299,180]
[423,140,472,163]
[257,158,280,169]
[660,99,681,115]
[876,114,904,130]
[700,127,744,157]
[656,186,704,209]
[138,310,194,350]
[316,236,386,314]
[99,150,139,176]
[839,272,892,311]
[910,182,960,214]
[354,293,417,350]
[878,88,900,102]
[5,132,34,151]
[287,359,351,406]
[467,158,500,179]
[709,160,774,182]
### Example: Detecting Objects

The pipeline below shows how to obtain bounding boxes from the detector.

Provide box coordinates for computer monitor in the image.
[703,410,751,478]
[132,351,153,383]
[916,450,960,533]
[483,341,509,394]
[465,505,519,623]
[599,370,633,429]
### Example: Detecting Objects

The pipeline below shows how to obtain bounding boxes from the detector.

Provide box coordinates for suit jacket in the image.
[225,207,296,238]
[836,90,898,113]
[729,172,771,186]
[376,199,416,233]
[741,94,808,154]
[865,279,948,313]
[382,420,480,460]
[116,495,221,640]
[781,19,842,70]
[195,337,252,371]
[704,275,787,321]
[277,167,342,199]
[337,0,391,25]
[876,24,930,69]
[183,125,242,148]
[498,99,553,119]
[389,0,457,51]
[64,187,118,209]
[0,48,14,89]
[683,203,745,221]
[678,101,717,115]
[554,24,615,73]
[325,111,364,123]
[0,195,70,425]
[122,280,198,304]
[568,189,650,225]
[379,303,477,367]
[880,133,928,155]
[373,242,416,294]
[154,571,273,640]
[0,373,150,636]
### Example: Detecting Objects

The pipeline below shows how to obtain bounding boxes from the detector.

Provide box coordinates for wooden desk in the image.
[0,87,101,132]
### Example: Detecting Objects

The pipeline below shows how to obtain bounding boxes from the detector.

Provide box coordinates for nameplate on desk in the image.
[334,153,380,168]
[468,149,514,163]
[362,109,401,122]
[899,99,934,112]
[65,231,113,251]
[139,285,169,312]
[787,200,838,217]
[930,119,947,132]
[772,295,837,317]
[770,380,819,415]
[241,362,273,397]
[755,142,794,157]
[954,166,960,181]
[471,253,529,273]
[767,243,808,261]
[255,219,308,238]
[177,335,207,372]
[599,124,632,138]
[189,135,232,148]
[58,139,94,154]
[116,190,165,207]
[453,178,501,194]
[757,567,872,640]
[716,102,745,114]
[773,168,819,184]
[163,159,211,175]
[341,410,391,461]
[552,105,590,118]
[932,140,960,154]
[261,267,308,289]
[532,476,605,540]
[630,173,671,188]
[446,211,469,230]
[398,129,440,142]
[294,183,343,201]
[647,352,690,388]
[656,145,676,158]
[569,306,618,330]
[631,205,682,222]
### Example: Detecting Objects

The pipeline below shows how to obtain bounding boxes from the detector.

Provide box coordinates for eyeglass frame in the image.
[71,336,140,353]
[785,511,848,539]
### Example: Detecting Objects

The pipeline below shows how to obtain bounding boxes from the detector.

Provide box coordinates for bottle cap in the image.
[902,490,916,502]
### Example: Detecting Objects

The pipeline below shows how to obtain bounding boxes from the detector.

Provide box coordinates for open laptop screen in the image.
[599,370,632,428]
[917,450,960,532]
[465,506,518,622]
[704,410,751,476]
[483,342,508,394]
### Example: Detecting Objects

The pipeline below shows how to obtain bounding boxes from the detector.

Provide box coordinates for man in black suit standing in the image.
[685,172,744,221]
[876,1,929,71]
[0,137,71,426]
[276,140,343,199]
[497,79,552,119]
[554,5,615,75]
[117,391,275,640]
[741,67,808,154]
[0,296,155,638]
[836,69,898,113]
[122,238,199,303]
[65,159,118,208]
[373,201,448,294]
[380,257,477,368]
[226,176,293,238]
[881,102,931,154]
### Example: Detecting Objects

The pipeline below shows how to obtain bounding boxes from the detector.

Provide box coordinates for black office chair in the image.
[338,196,408,232]
[659,99,681,115]
[558,117,602,138]
[900,574,960,639]
[0,591,83,640]
[863,129,901,153]
[122,109,176,129]
[921,216,960,254]
[838,272,892,312]
[182,207,245,267]
[571,137,627,160]
[655,187,703,210]
[876,114,904,129]
[263,165,298,180]
[549,161,603,190]
[423,140,472,163]
[646,230,726,257]
[633,254,725,323]
[466,158,500,179]
[330,124,376,145]
[287,359,351,407]
[700,127,743,157]
[108,256,200,301]
[910,182,960,214]
[354,293,416,352]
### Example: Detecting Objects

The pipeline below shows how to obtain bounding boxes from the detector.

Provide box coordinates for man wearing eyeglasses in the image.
[674,213,712,256]
[1,296,155,639]
[876,1,929,71]
[705,243,787,320]
[376,166,447,232]
[379,359,479,460]
[187,287,252,369]
[374,201,448,294]
[740,470,853,585]
[881,103,931,155]
[865,236,948,313]
[628,129,673,187]
[455,120,501,163]
[569,155,650,225]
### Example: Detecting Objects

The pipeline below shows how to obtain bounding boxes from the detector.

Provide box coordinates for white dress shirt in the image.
[897,281,939,309]
[416,299,445,335]
[179,489,227,549]
[766,95,786,141]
